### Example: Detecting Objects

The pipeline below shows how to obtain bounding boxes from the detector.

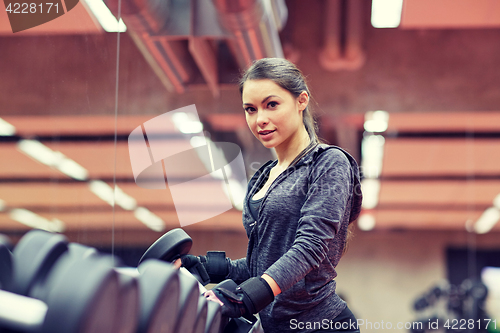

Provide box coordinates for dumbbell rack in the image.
[0,230,223,333]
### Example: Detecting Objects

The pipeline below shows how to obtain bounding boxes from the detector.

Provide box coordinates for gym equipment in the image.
[0,254,120,333]
[66,241,140,333]
[1,230,122,333]
[3,227,255,333]
[206,300,223,333]
[10,230,68,296]
[174,271,203,333]
[142,228,265,333]
[114,272,140,333]
[139,228,210,285]
[139,228,192,264]
[68,242,99,259]
[0,235,13,291]
[410,279,492,333]
[136,259,181,333]
[194,297,208,333]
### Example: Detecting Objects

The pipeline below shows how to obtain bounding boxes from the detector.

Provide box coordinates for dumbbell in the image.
[45,235,193,333]
[139,228,210,286]
[140,229,223,333]
[67,243,140,333]
[141,228,264,333]
[67,230,220,333]
[0,229,123,333]
[0,246,120,332]
[133,258,220,333]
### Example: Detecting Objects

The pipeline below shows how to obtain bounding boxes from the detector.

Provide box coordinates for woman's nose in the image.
[256,111,268,127]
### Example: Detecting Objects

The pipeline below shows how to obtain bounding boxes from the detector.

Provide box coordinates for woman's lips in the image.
[258,129,276,140]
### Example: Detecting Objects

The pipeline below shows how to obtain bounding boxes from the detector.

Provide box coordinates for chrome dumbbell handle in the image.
[0,289,47,332]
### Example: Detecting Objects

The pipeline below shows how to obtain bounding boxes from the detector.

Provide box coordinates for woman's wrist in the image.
[261,273,282,296]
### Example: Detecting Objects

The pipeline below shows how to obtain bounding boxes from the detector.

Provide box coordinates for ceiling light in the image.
[361,179,381,209]
[361,134,385,179]
[474,207,500,234]
[57,158,89,181]
[190,136,207,148]
[172,112,203,134]
[0,118,16,136]
[493,193,500,210]
[134,207,165,232]
[89,180,115,206]
[83,0,127,32]
[114,187,137,211]
[371,0,403,28]
[481,267,500,299]
[18,140,62,167]
[9,209,65,233]
[358,213,376,231]
[18,140,89,181]
[364,110,389,132]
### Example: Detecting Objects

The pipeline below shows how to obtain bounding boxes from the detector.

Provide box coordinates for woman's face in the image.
[242,79,308,150]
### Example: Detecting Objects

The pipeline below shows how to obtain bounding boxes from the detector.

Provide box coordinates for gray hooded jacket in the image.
[226,144,362,332]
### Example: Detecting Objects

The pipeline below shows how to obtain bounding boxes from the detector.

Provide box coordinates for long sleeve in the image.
[226,257,251,284]
[263,149,353,292]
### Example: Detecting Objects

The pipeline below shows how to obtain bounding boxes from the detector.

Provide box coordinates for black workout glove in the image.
[180,251,229,285]
[212,277,275,318]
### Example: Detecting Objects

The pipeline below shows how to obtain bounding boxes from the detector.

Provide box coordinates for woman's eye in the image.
[268,101,278,109]
[244,107,256,113]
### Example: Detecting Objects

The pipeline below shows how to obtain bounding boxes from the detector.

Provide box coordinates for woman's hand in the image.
[203,290,224,306]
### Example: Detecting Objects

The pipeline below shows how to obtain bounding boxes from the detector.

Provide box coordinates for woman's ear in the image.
[298,91,309,112]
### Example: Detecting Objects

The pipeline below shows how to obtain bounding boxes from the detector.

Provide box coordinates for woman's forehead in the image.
[242,79,289,100]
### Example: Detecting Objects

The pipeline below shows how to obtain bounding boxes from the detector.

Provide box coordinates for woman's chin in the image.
[260,141,277,149]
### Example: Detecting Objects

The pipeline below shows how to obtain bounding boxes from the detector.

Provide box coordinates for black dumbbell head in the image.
[41,254,120,333]
[11,230,68,296]
[174,272,200,333]
[137,260,180,333]
[139,228,192,265]
[205,300,222,333]
[193,296,208,333]
[113,271,140,333]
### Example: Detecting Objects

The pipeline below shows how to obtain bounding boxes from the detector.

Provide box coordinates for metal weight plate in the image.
[41,254,120,333]
[113,271,140,333]
[193,296,208,333]
[205,300,222,333]
[136,260,180,333]
[0,235,13,291]
[67,243,99,259]
[174,272,200,333]
[139,228,192,265]
[11,230,68,296]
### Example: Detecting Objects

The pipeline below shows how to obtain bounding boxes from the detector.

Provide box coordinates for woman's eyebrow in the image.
[243,95,281,107]
[261,95,279,104]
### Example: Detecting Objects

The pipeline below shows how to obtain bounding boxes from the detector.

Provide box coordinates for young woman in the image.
[182,58,362,332]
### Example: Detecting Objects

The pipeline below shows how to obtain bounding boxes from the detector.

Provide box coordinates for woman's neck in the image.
[274,127,311,169]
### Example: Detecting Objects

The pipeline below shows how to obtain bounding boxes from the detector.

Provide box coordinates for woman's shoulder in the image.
[310,144,355,166]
